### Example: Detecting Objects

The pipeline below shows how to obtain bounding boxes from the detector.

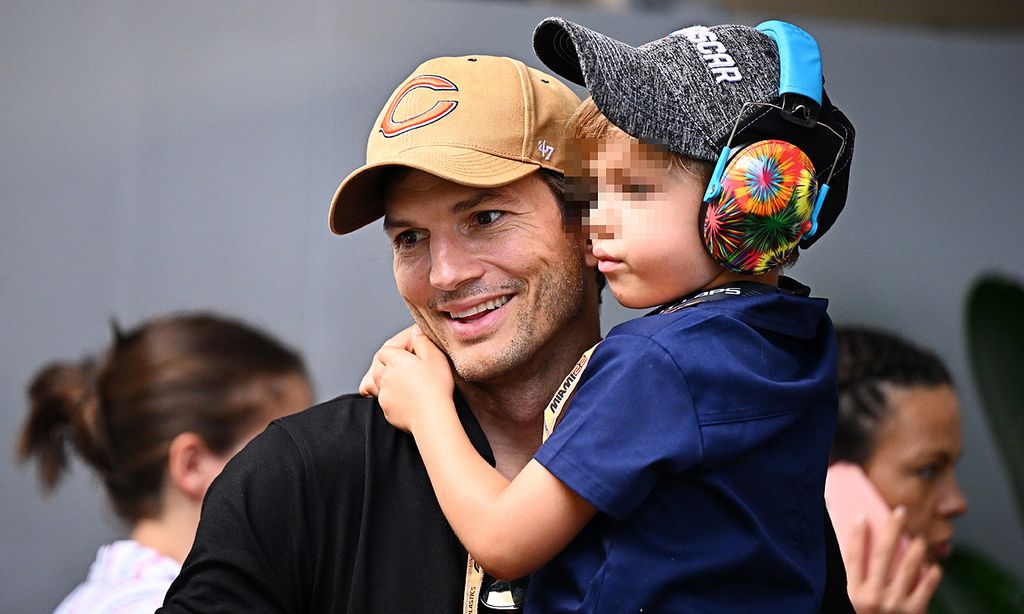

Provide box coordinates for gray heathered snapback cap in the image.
[533,17,855,246]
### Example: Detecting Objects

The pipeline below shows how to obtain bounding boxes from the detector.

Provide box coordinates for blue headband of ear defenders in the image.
[704,21,830,239]
[756,20,828,239]
[756,20,822,110]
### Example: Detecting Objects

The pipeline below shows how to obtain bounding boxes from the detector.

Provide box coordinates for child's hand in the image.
[374,326,456,433]
[360,325,416,397]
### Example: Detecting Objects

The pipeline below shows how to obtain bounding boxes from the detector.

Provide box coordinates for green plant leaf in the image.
[966,274,1024,521]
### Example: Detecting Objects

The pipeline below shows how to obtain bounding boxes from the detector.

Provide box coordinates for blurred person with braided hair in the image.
[827,326,968,613]
[17,312,312,613]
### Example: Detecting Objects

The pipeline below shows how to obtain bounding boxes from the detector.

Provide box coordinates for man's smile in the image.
[447,295,512,320]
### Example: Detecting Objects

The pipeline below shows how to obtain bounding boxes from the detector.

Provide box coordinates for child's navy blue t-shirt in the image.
[528,288,837,613]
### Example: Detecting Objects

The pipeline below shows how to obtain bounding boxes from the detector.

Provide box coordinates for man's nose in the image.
[428,234,485,291]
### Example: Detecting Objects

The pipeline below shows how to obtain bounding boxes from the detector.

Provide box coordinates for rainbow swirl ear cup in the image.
[701,140,819,274]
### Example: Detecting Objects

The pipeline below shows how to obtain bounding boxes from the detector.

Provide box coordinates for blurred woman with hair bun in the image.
[18,312,312,613]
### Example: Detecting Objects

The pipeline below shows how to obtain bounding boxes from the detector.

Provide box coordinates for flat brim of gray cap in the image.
[533,18,591,86]
[535,17,776,161]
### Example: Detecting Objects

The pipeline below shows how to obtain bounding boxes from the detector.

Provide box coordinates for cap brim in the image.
[533,18,589,86]
[329,146,541,235]
[534,18,716,157]
[534,18,642,90]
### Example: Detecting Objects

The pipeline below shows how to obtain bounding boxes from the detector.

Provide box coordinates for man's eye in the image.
[393,229,425,248]
[915,464,939,481]
[473,211,503,226]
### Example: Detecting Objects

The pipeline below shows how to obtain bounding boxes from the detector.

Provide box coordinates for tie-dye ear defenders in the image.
[699,21,847,275]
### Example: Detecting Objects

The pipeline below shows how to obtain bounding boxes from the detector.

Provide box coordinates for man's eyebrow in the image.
[454,190,518,213]
[382,190,511,232]
[381,216,403,233]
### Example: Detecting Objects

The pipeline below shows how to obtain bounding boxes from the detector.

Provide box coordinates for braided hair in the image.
[832,326,952,465]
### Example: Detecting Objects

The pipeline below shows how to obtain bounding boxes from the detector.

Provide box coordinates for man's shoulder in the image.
[269,393,399,452]
[218,393,422,504]
[277,392,376,430]
[247,391,490,480]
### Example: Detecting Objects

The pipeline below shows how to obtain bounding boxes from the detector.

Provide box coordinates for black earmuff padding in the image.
[729,90,855,248]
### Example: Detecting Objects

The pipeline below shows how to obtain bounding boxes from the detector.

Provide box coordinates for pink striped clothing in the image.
[54,540,181,613]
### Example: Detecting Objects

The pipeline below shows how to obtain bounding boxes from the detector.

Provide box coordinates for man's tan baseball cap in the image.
[329,55,581,235]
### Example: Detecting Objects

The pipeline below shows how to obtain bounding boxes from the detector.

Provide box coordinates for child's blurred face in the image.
[581,136,721,308]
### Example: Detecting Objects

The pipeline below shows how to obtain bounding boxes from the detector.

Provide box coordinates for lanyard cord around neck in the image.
[650,277,809,316]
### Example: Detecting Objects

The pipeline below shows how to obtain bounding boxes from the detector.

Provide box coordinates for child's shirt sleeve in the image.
[533,332,703,521]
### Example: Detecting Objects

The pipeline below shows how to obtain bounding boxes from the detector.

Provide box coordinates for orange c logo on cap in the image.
[379,75,458,138]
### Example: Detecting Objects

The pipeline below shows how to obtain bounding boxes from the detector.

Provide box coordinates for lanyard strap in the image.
[462,554,486,614]
[543,343,599,442]
[650,278,807,316]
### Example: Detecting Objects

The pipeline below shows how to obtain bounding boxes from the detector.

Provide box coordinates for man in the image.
[159,54,601,613]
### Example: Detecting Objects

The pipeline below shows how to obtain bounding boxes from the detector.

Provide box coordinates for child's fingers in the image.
[410,327,446,361]
[359,350,388,397]
[359,367,378,397]
[384,324,417,351]
[361,324,419,396]
[376,345,416,368]
[375,346,424,397]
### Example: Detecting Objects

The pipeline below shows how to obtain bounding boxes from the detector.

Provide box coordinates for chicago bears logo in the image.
[379,75,459,138]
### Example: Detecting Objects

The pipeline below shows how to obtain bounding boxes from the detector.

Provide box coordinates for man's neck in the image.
[460,382,559,480]
[458,326,600,480]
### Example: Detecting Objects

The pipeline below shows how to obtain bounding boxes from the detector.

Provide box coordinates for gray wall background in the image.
[2,1,1022,611]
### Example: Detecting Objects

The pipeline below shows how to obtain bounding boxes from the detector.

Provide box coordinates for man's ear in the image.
[166,432,222,502]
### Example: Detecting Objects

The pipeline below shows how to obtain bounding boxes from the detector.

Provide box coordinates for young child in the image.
[368,18,855,612]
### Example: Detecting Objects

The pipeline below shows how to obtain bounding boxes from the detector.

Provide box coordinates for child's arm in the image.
[369,327,597,581]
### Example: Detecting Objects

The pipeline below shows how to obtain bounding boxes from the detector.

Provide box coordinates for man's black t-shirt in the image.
[159,393,492,613]
[159,392,853,613]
